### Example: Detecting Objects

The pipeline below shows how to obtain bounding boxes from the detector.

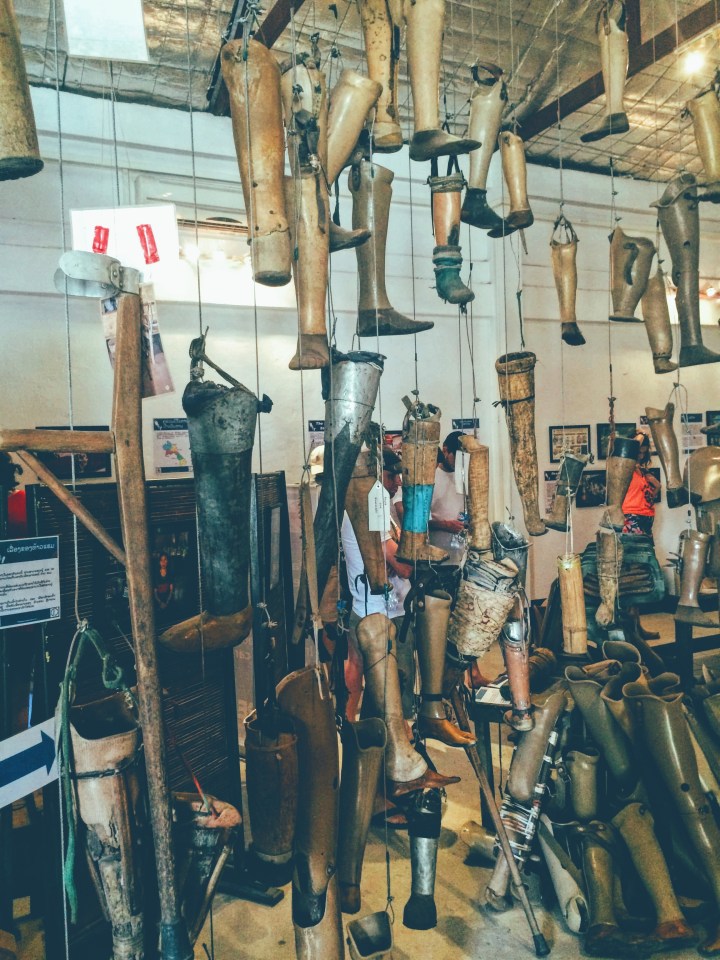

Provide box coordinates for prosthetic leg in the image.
[0,0,42,180]
[686,443,720,578]
[551,216,585,345]
[506,687,567,804]
[402,789,442,930]
[645,403,688,508]
[595,524,623,628]
[566,749,600,821]
[487,132,534,237]
[495,352,546,536]
[609,226,655,322]
[345,448,390,594]
[461,64,506,232]
[458,434,491,551]
[686,85,720,201]
[537,816,588,934]
[447,557,518,661]
[653,172,720,367]
[356,0,403,152]
[222,39,291,286]
[491,522,530,587]
[500,615,533,732]
[337,719,387,914]
[429,171,475,305]
[603,436,640,530]
[557,554,588,657]
[350,160,434,336]
[546,452,588,532]
[404,0,480,161]
[675,530,715,627]
[640,265,678,373]
[396,399,448,563]
[580,2,630,143]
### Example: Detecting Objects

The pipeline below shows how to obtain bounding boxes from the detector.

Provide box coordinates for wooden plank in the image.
[0,429,114,454]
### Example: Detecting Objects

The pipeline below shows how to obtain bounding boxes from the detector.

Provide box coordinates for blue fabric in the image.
[402,485,434,533]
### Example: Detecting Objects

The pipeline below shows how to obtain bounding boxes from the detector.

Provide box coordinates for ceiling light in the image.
[706,286,717,298]
[684,50,705,74]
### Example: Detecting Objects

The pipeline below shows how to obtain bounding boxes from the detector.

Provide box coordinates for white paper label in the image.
[368,481,390,532]
[455,451,469,494]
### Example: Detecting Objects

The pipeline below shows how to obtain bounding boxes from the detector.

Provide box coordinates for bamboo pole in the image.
[557,553,588,655]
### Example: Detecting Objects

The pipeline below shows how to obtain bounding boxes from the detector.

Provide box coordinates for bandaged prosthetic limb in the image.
[458,435,491,551]
[429,170,474,305]
[415,588,476,747]
[608,226,655,322]
[337,719,386,914]
[500,614,534,732]
[396,399,448,563]
[276,667,342,955]
[345,447,390,594]
[402,788,442,930]
[447,556,517,666]
[611,803,696,952]
[595,524,623,628]
[557,554,588,656]
[222,39,291,286]
[491,522,530,587]
[495,352,546,536]
[640,265,678,373]
[653,172,720,367]
[603,435,640,530]
[487,132,534,238]
[551,216,585,345]
[580,1,630,143]
[623,681,720,954]
[546,452,588,532]
[350,160,434,337]
[645,403,688,508]
[356,0,402,152]
[566,749,600,821]
[686,84,720,201]
[356,614,460,798]
[0,0,42,180]
[461,64,506,232]
[537,816,588,934]
[675,529,715,627]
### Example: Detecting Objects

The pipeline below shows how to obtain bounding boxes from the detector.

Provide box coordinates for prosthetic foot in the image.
[645,403,688,507]
[603,435,640,529]
[495,352,546,536]
[429,172,474,305]
[686,85,720,201]
[487,132,534,237]
[580,2,630,143]
[461,64,506,231]
[402,788,442,930]
[551,216,585,345]
[0,0,42,180]
[500,617,534,732]
[675,530,715,627]
[595,524,623,628]
[546,451,588,531]
[609,226,655,322]
[458,434,491,551]
[356,0,403,151]
[557,553,588,657]
[640,265,678,373]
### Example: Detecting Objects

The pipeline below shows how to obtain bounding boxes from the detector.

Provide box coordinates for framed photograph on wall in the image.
[548,424,591,464]
[576,470,607,508]
[596,422,637,460]
[706,411,720,447]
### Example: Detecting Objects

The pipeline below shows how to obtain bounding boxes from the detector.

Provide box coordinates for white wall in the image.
[1,87,719,600]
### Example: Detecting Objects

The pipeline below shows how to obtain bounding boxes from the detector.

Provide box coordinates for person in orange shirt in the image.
[622,432,661,537]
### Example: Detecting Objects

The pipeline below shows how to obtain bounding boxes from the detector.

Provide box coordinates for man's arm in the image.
[383,537,412,580]
[429,517,464,533]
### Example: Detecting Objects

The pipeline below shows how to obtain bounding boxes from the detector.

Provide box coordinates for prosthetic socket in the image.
[603,435,639,530]
[640,265,677,373]
[488,132,534,238]
[491,522,530,587]
[686,84,720,200]
[458,434,491,551]
[222,39,291,286]
[461,64,507,233]
[645,403,688,508]
[546,451,588,532]
[356,0,403,152]
[551,216,585,346]
[595,524,623,629]
[345,446,391,594]
[580,1,630,143]
[429,170,474,306]
[402,789,442,931]
[608,226,655,322]
[0,0,43,180]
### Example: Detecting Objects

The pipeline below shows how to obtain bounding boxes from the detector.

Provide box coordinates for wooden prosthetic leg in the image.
[609,226,655,322]
[580,1,630,143]
[0,0,42,180]
[458,434,491,552]
[357,0,403,152]
[551,216,585,345]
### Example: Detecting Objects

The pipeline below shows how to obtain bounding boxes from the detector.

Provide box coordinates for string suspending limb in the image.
[551,213,578,245]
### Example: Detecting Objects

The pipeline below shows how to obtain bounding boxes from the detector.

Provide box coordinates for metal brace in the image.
[54,251,140,299]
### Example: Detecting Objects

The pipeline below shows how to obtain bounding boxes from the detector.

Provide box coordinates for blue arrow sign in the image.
[0,720,58,809]
[0,730,55,788]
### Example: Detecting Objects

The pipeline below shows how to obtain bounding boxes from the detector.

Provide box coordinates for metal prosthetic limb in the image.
[675,530,716,627]
[458,434,491,552]
[495,351,546,536]
[566,749,600,821]
[546,451,588,532]
[429,171,475,306]
[491,522,530,587]
[608,226,655,322]
[396,399,448,563]
[337,719,386,914]
[350,159,434,336]
[222,39,291,286]
[557,554,588,657]
[580,1,630,143]
[603,435,640,530]
[645,403,688,508]
[345,447,390,594]
[653,172,720,366]
[640,265,677,373]
[356,0,402,152]
[488,131,534,237]
[686,83,720,201]
[500,613,534,732]
[404,0,480,161]
[402,789,441,930]
[0,0,42,180]
[551,215,585,345]
[595,524,623,628]
[461,63,506,232]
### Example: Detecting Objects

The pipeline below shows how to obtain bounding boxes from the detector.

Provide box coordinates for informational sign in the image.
[71,204,179,275]
[0,537,60,629]
[153,418,192,475]
[308,420,325,452]
[452,417,480,433]
[0,719,57,810]
[679,413,705,453]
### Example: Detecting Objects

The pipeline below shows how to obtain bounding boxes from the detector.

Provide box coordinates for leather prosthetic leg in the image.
[640,265,678,373]
[276,667,343,958]
[416,589,475,746]
[337,719,387,914]
[675,530,715,627]
[686,86,720,201]
[0,0,42,180]
[487,132,534,237]
[537,816,588,934]
[458,434,491,551]
[350,160,434,336]
[396,400,448,563]
[604,435,640,529]
[429,171,475,306]
[495,352,546,536]
[356,0,402,152]
[402,789,442,930]
[609,226,655,322]
[557,554,588,657]
[653,172,720,366]
[566,749,600,821]
[595,524,623,628]
[546,452,588,531]
[551,216,585,345]
[645,403,688,508]
[69,694,144,960]
[500,616,533,732]
[404,0,480,162]
[580,1,630,143]
[461,64,506,232]
[345,447,390,594]
[222,39,291,286]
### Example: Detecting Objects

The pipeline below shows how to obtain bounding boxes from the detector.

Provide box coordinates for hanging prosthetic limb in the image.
[350,159,434,337]
[280,57,328,178]
[551,216,586,345]
[402,788,442,930]
[640,265,678,373]
[603,435,640,530]
[461,63,507,232]
[429,169,475,306]
[595,524,623,629]
[491,522,530,587]
[487,132,534,238]
[580,1,630,143]
[608,226,655,322]
[345,447,390,594]
[645,403,688,508]
[448,557,518,664]
[356,0,403,152]
[0,0,42,180]
[685,441,720,577]
[404,0,480,162]
[222,39,291,286]
[653,172,720,367]
[495,352,546,537]
[546,451,588,532]
[557,554,588,657]
[458,434,491,552]
[686,82,720,202]
[160,342,271,653]
[675,530,715,627]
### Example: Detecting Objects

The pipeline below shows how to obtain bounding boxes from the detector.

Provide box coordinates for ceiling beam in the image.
[519,0,720,141]
[254,0,310,47]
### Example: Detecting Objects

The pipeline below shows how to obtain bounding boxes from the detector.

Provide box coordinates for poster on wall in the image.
[308,420,325,452]
[451,418,480,433]
[0,537,60,628]
[153,418,192,474]
[544,471,558,514]
[36,426,112,480]
[549,425,591,463]
[679,413,704,453]
[706,411,720,447]
[100,286,174,398]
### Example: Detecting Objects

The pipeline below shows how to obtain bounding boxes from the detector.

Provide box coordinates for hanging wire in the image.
[183,0,205,337]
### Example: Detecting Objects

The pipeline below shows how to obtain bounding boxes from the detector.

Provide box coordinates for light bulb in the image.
[684,50,705,74]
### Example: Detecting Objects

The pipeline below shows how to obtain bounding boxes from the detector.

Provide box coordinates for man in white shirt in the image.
[429,430,466,535]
